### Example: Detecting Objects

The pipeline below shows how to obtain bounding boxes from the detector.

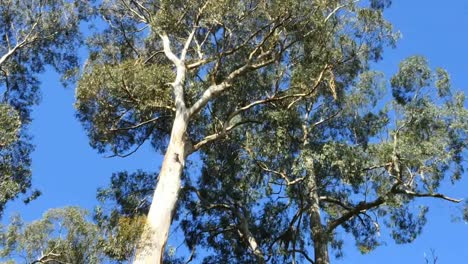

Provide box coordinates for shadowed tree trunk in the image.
[308,174,330,264]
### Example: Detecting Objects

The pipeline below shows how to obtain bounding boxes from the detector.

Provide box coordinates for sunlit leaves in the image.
[101,215,147,261]
[388,57,467,188]
[76,60,174,155]
[94,170,156,260]
[0,207,103,264]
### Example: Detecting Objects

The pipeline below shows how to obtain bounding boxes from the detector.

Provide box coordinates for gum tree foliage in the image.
[0,205,151,264]
[0,0,89,215]
[75,0,467,263]
[180,56,466,263]
[0,207,103,264]
[94,170,156,261]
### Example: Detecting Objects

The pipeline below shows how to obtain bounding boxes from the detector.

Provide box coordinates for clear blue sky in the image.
[3,1,468,263]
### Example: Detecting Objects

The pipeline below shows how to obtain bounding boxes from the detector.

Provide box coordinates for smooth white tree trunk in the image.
[133,113,190,264]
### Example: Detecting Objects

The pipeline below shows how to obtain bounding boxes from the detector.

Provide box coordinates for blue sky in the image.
[3,1,468,263]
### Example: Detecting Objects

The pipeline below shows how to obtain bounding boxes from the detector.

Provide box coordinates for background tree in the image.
[0,204,151,264]
[75,0,466,263]
[0,0,89,215]
[0,207,103,264]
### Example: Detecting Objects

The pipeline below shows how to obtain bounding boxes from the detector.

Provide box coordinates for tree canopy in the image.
[0,1,466,264]
[0,207,103,264]
[73,0,467,263]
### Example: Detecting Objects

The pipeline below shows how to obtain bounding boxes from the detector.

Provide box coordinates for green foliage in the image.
[370,0,392,9]
[0,207,103,264]
[0,104,20,148]
[74,0,466,263]
[435,68,450,97]
[76,61,174,155]
[100,215,147,261]
[387,205,428,244]
[391,56,432,104]
[94,170,156,261]
[0,205,152,263]
[178,54,465,262]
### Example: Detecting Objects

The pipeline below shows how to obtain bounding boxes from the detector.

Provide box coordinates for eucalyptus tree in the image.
[176,56,466,264]
[75,0,466,263]
[0,0,89,215]
[0,203,153,264]
[0,207,104,264]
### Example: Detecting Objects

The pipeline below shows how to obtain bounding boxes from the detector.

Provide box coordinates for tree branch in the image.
[180,1,209,61]
[159,33,187,110]
[327,196,386,232]
[188,54,276,117]
[129,0,152,22]
[190,63,330,149]
[120,0,148,23]
[191,119,260,152]
[31,250,69,264]
[159,33,181,66]
[287,249,315,264]
[320,196,353,210]
[326,183,462,233]
[186,17,281,70]
[109,115,170,132]
[324,0,360,23]
[233,206,266,264]
[257,161,305,186]
[0,18,40,66]
[395,189,462,203]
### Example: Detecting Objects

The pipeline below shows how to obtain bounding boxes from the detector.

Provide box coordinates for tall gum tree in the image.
[0,0,89,216]
[75,0,466,263]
